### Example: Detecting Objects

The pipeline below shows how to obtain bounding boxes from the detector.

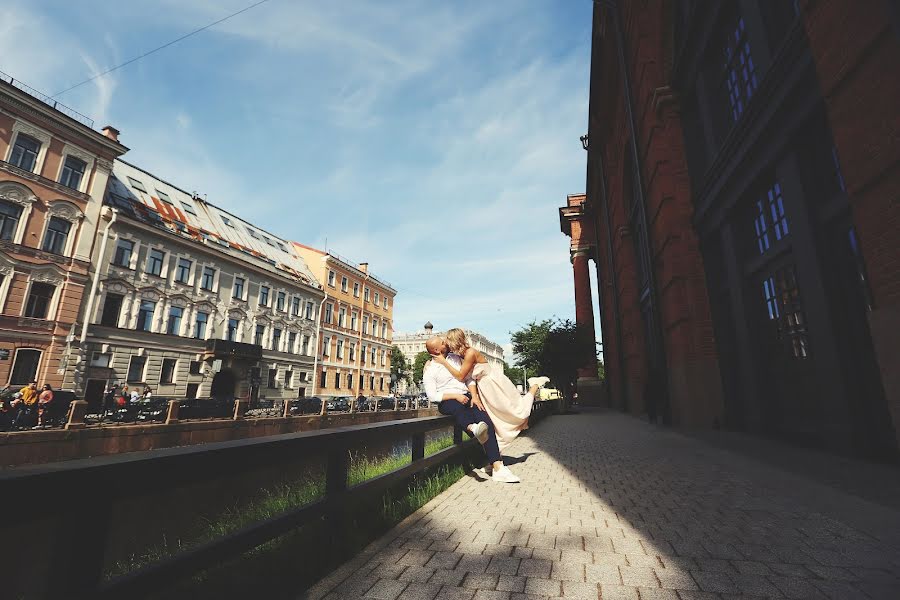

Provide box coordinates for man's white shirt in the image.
[423,353,474,405]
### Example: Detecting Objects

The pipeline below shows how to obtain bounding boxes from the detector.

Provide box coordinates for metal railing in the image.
[0,70,95,128]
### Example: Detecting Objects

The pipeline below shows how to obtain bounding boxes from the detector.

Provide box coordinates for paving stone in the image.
[429,569,467,586]
[518,558,552,578]
[672,592,720,600]
[471,591,512,600]
[401,550,438,567]
[653,568,699,591]
[560,581,599,599]
[497,574,527,592]
[809,579,870,600]
[365,579,409,599]
[458,554,493,574]
[636,589,680,600]
[434,586,476,600]
[690,571,739,595]
[462,573,500,590]
[398,566,436,583]
[584,563,621,585]
[486,556,521,575]
[619,565,658,588]
[397,582,443,600]
[768,575,822,599]
[524,577,561,596]
[426,552,463,570]
[597,584,639,599]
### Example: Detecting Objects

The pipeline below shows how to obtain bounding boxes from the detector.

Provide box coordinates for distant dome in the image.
[424,321,433,330]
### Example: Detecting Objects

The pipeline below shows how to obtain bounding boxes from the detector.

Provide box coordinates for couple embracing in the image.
[423,328,548,483]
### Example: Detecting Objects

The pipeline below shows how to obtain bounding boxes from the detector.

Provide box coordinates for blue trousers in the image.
[438,399,501,463]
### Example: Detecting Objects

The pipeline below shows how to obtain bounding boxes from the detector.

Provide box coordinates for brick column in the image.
[572,249,598,379]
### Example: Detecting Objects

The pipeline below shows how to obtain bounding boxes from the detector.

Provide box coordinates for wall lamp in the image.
[580,134,589,150]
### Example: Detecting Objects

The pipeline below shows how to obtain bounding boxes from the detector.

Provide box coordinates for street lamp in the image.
[580,134,589,151]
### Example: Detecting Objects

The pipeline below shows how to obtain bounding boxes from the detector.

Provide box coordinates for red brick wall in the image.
[800,0,900,446]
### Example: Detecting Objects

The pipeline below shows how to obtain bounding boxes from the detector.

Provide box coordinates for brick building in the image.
[561,1,899,459]
[292,244,395,398]
[0,74,127,389]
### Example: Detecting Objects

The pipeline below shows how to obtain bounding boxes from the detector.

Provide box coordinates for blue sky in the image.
[1,0,595,359]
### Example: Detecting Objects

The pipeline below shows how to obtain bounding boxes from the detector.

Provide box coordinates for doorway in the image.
[210,369,237,402]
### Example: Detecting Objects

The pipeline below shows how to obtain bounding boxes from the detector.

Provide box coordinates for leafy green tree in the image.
[503,361,526,389]
[412,351,432,385]
[597,360,606,382]
[538,319,596,396]
[390,345,412,386]
[509,319,553,372]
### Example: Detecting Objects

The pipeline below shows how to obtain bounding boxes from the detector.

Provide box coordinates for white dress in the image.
[472,362,534,452]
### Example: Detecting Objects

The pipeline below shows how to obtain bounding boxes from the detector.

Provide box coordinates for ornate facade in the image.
[67,160,324,405]
[0,77,127,389]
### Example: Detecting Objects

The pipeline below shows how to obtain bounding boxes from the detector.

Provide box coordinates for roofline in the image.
[114,158,295,247]
[292,242,397,294]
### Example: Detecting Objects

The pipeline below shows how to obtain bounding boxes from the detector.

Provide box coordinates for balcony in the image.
[204,339,263,361]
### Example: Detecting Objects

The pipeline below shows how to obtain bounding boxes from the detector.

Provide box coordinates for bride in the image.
[431,328,548,451]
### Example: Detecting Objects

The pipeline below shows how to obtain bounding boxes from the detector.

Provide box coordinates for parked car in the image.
[374,396,395,410]
[325,396,352,412]
[178,397,234,420]
[290,396,323,415]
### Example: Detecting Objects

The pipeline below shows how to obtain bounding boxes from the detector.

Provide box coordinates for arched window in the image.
[10,349,41,385]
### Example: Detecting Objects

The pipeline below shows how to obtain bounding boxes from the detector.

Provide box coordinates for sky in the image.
[0,0,596,361]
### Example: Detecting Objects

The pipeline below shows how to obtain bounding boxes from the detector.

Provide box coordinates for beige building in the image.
[293,243,396,398]
[0,74,127,389]
[68,159,324,405]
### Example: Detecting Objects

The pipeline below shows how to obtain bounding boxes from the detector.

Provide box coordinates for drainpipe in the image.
[311,291,328,404]
[354,272,370,403]
[80,208,117,344]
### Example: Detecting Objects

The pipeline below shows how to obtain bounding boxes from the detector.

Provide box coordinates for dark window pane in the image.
[146,249,165,276]
[136,300,156,331]
[0,201,23,241]
[127,356,146,382]
[24,282,55,318]
[59,156,87,189]
[10,134,40,171]
[10,349,41,385]
[113,239,134,267]
[101,293,124,327]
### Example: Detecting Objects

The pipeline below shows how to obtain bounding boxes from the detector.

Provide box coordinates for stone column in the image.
[572,248,602,406]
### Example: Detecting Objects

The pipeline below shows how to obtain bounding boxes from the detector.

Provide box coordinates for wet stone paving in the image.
[302,410,900,599]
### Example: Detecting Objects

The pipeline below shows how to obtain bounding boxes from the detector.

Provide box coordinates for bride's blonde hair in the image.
[444,328,470,354]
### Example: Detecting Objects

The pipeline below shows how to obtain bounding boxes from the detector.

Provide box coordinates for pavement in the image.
[301,409,900,599]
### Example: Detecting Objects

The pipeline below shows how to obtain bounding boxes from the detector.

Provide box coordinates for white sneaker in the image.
[471,421,489,445]
[527,376,550,388]
[491,466,521,483]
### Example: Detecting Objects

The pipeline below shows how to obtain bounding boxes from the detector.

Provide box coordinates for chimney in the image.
[101,125,120,142]
[359,262,369,273]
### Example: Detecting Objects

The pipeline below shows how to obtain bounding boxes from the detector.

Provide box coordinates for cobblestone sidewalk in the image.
[302,410,900,600]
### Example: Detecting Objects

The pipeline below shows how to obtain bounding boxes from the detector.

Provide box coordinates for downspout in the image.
[608,0,671,422]
[313,290,328,414]
[80,208,117,343]
[354,272,370,405]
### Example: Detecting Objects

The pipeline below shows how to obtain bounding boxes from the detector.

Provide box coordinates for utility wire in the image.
[52,0,271,98]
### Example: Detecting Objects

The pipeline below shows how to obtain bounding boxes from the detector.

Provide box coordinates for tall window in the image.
[305,302,314,319]
[364,287,370,302]
[347,373,353,390]
[370,347,376,364]
[146,248,165,276]
[327,271,336,287]
[374,292,380,305]
[285,370,293,389]
[9,349,41,385]
[160,358,177,384]
[41,217,71,255]
[337,339,344,359]
[100,293,123,327]
[272,328,282,351]
[195,311,208,339]
[302,334,311,355]
[322,336,330,357]
[381,322,388,339]
[9,134,40,171]
[113,239,134,267]
[723,15,758,121]
[353,282,360,297]
[277,291,286,312]
[136,300,156,331]
[167,306,183,335]
[291,296,301,316]
[339,307,346,328]
[259,285,270,307]
[334,372,340,388]
[341,276,348,292]
[59,156,87,190]
[287,332,297,353]
[200,266,216,290]
[351,312,358,331]
[127,356,146,382]
[349,342,356,361]
[325,303,333,324]
[268,369,277,388]
[753,182,789,255]
[255,324,266,346]
[233,277,245,299]
[362,344,367,364]
[0,201,23,241]
[24,282,55,318]
[763,266,809,359]
[227,318,239,341]
[175,258,192,284]
[363,316,368,335]
[320,370,327,389]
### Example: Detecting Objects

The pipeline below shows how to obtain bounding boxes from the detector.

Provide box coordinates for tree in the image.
[412,351,431,385]
[509,319,553,372]
[503,361,526,389]
[390,345,412,386]
[538,319,596,397]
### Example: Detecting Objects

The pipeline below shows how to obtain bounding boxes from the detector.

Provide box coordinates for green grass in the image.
[107,432,456,582]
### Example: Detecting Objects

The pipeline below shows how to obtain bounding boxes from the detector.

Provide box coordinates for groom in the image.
[423,336,520,483]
